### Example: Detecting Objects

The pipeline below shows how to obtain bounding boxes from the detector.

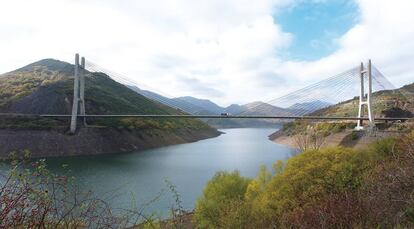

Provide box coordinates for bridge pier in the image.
[69,53,86,134]
[69,54,80,134]
[355,59,375,130]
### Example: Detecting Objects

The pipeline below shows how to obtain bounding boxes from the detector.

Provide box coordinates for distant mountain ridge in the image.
[126,90,297,116]
[127,80,414,127]
[225,104,245,114]
[127,86,213,115]
[176,96,225,114]
[126,88,306,127]
[240,101,293,116]
[127,85,338,128]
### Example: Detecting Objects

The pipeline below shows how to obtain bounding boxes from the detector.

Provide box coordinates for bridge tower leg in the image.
[70,54,80,134]
[355,59,375,130]
[80,57,87,126]
[366,59,375,128]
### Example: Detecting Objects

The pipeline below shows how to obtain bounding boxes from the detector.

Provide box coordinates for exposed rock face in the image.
[381,107,413,118]
[269,128,403,150]
[0,127,221,158]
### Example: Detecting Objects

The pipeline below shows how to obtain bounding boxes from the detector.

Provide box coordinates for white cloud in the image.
[0,0,413,106]
[284,0,414,88]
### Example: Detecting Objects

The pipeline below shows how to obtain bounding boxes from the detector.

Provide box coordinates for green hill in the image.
[0,59,219,157]
[1,59,182,115]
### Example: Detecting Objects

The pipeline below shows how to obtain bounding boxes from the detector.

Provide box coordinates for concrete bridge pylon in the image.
[355,59,375,130]
[70,53,86,134]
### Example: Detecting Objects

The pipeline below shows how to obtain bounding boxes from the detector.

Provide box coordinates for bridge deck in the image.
[0,113,411,121]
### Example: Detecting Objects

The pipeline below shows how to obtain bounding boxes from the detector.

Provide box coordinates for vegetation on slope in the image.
[281,120,352,136]
[0,59,213,131]
[271,83,413,151]
[312,82,414,118]
[194,131,414,228]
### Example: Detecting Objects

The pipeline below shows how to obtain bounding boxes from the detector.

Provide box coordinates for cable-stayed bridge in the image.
[1,54,412,133]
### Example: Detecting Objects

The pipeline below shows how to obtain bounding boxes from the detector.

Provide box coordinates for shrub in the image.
[0,156,187,228]
[292,127,326,151]
[350,131,359,140]
[359,131,414,227]
[258,147,373,226]
[0,159,123,228]
[195,133,414,228]
[315,122,348,135]
[193,171,251,228]
[201,138,407,227]
[282,120,309,136]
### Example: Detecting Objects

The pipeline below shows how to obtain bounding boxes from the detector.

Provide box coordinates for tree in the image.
[293,126,326,151]
[194,171,251,228]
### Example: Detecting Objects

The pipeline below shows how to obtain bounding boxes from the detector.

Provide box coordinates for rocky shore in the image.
[269,129,401,150]
[0,127,221,158]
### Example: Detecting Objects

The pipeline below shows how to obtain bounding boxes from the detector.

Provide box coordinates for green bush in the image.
[315,122,348,135]
[194,171,251,228]
[350,131,359,140]
[257,146,373,226]
[367,137,396,158]
[282,120,309,136]
[283,121,352,138]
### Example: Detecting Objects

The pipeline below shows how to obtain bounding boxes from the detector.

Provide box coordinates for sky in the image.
[0,0,413,106]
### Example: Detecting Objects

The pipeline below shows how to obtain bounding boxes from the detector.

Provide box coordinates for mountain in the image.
[311,83,414,118]
[166,98,294,128]
[288,100,332,114]
[240,101,292,116]
[224,104,245,114]
[123,89,286,127]
[201,101,292,128]
[176,96,225,114]
[0,59,219,157]
[127,87,294,128]
[171,97,215,115]
[127,86,212,115]
[0,59,180,115]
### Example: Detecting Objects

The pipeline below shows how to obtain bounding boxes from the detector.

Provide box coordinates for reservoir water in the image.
[10,128,295,217]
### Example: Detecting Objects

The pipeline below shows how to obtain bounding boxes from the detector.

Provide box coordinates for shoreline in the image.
[269,129,402,150]
[0,127,221,158]
[268,129,298,149]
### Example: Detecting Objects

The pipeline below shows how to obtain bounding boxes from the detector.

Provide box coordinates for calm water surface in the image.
[13,128,295,216]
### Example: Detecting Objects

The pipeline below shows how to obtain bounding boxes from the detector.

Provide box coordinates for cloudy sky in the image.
[1,0,413,106]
